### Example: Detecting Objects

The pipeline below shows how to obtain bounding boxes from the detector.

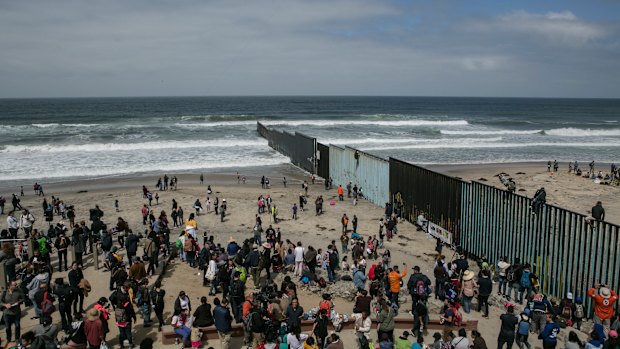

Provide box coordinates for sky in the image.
[0,0,619,98]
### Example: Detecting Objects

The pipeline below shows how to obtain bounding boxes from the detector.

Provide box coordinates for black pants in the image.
[478,295,489,316]
[72,289,84,314]
[127,253,135,266]
[155,306,164,327]
[498,335,515,349]
[147,254,158,275]
[58,250,68,271]
[59,301,73,332]
[74,252,83,266]
[377,330,394,342]
[215,206,219,214]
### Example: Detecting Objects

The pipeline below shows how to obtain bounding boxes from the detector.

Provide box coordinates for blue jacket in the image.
[532,294,556,315]
[213,305,232,333]
[354,268,367,290]
[539,322,560,343]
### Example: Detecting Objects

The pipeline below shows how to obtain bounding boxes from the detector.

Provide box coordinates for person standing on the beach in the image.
[214,197,219,215]
[337,185,344,201]
[178,206,184,224]
[299,194,305,212]
[553,160,559,172]
[7,211,19,239]
[261,176,265,189]
[588,284,618,333]
[293,242,305,277]
[292,203,298,220]
[547,161,551,172]
[20,209,35,237]
[147,191,153,206]
[115,199,120,212]
[164,174,169,191]
[200,173,204,185]
[341,214,349,233]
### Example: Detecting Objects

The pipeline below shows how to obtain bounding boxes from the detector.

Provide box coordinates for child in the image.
[190,327,202,349]
[516,309,532,349]
[115,199,120,212]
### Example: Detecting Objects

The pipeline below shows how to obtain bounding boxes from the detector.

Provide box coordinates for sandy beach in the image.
[0,162,607,348]
[430,162,619,225]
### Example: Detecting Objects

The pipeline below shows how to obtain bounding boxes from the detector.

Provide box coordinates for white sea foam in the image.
[440,129,543,135]
[0,139,267,154]
[319,137,502,145]
[178,119,468,128]
[0,155,290,181]
[361,142,618,151]
[544,128,620,137]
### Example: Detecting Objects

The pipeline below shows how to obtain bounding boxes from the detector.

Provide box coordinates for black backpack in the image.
[249,310,265,333]
[231,281,245,299]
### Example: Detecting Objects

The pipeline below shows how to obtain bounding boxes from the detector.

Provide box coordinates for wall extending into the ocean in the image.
[329,145,389,208]
[258,122,620,314]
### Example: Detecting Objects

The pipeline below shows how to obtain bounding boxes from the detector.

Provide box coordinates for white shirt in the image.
[452,337,470,349]
[294,246,305,262]
[7,216,19,229]
[286,333,309,349]
[20,214,34,228]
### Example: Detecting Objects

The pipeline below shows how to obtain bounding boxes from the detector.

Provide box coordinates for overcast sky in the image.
[1,0,619,98]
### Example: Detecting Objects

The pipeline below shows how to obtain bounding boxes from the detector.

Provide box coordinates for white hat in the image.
[463,270,475,281]
[567,292,573,300]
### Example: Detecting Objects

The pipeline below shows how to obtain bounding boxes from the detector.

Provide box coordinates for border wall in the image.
[329,145,389,208]
[257,122,620,313]
[257,122,317,174]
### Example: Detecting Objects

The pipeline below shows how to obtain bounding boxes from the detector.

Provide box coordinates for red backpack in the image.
[368,264,377,280]
[319,300,331,317]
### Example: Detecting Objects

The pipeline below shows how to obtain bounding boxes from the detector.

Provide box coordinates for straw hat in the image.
[600,287,611,298]
[228,236,236,243]
[87,308,100,321]
[262,242,271,249]
[252,243,259,249]
[463,270,475,281]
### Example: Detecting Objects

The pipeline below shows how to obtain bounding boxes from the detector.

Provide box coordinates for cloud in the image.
[0,1,618,98]
[467,10,607,46]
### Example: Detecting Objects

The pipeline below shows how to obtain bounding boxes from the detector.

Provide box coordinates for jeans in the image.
[327,267,335,283]
[175,325,191,346]
[508,282,520,300]
[390,292,400,307]
[187,251,196,267]
[532,312,546,334]
[254,234,261,245]
[155,306,165,327]
[209,278,218,295]
[142,303,151,325]
[58,250,68,271]
[516,333,531,349]
[4,313,21,342]
[498,335,515,349]
[519,286,532,303]
[72,289,85,314]
[232,297,244,323]
[499,276,508,295]
[118,322,133,347]
[341,243,348,253]
[461,295,473,313]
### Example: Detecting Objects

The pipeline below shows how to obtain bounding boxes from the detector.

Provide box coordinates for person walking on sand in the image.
[388,264,407,308]
[498,305,519,349]
[341,214,349,233]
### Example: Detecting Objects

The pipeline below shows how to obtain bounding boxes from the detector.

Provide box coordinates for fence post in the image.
[0,261,6,290]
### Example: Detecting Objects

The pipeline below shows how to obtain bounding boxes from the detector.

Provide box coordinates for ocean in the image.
[0,96,619,183]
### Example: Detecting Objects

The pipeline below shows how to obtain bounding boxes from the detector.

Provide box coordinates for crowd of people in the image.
[0,172,618,349]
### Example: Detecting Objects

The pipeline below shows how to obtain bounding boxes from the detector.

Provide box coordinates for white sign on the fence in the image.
[427,221,453,245]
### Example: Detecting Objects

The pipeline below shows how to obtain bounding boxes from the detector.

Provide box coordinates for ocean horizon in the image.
[1,96,619,183]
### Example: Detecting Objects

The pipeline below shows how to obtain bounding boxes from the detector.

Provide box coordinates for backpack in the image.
[101,234,113,251]
[520,271,531,288]
[518,319,530,335]
[231,281,245,299]
[506,267,516,283]
[33,335,57,349]
[451,307,462,327]
[249,310,265,333]
[319,300,331,317]
[184,238,193,252]
[368,265,376,281]
[235,266,247,283]
[562,304,572,318]
[574,304,584,319]
[175,239,183,249]
[40,292,56,316]
[115,306,127,323]
[434,264,447,281]
[414,280,427,296]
